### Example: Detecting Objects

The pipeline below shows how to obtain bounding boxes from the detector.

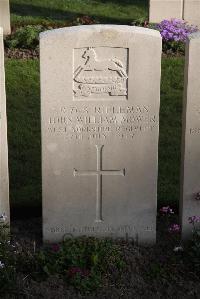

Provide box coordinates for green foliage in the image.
[190,230,200,260]
[130,17,147,27]
[0,234,125,295]
[37,237,125,292]
[174,218,200,276]
[187,222,200,273]
[163,41,185,56]
[0,224,17,294]
[5,25,44,49]
[148,262,168,279]
[4,22,185,56]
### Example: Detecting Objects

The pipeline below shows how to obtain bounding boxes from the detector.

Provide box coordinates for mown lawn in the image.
[159,57,184,207]
[10,0,148,26]
[5,57,184,214]
[5,60,41,215]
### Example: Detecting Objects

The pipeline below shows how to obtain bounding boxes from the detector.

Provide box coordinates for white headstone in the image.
[0,0,11,35]
[41,25,161,244]
[149,0,183,23]
[180,32,200,239]
[0,27,9,223]
[184,0,200,27]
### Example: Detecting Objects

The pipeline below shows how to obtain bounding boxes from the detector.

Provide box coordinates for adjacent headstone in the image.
[41,25,161,244]
[184,0,200,27]
[149,0,183,23]
[0,27,9,223]
[0,0,11,35]
[180,32,200,239]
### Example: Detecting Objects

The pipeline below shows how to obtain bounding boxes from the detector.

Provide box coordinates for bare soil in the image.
[5,48,39,59]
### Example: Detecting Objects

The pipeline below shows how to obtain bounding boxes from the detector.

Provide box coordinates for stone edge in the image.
[40,25,161,40]
[188,31,200,40]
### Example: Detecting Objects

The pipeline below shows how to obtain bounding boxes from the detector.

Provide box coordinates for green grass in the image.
[159,57,185,207]
[5,59,41,214]
[5,57,184,213]
[10,0,148,26]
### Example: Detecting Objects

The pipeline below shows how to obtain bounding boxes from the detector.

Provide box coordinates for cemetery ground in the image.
[1,1,200,298]
[10,0,148,27]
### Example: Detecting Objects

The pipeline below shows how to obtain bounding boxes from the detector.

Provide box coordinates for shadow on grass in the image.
[5,59,41,218]
[11,1,148,24]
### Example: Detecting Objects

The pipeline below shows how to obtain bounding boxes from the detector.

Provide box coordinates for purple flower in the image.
[188,216,200,224]
[157,19,198,43]
[168,224,181,233]
[160,206,174,215]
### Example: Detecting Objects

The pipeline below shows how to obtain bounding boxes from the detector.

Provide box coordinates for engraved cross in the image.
[73,145,125,222]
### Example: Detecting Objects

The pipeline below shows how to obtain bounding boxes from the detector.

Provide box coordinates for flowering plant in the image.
[157,19,198,42]
[188,216,200,262]
[0,218,17,292]
[168,223,181,233]
[37,237,124,292]
[157,19,198,55]
[188,216,200,225]
[160,206,174,215]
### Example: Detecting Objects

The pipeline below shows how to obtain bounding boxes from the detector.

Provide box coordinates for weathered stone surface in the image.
[40,25,161,244]
[149,0,183,23]
[0,0,10,35]
[0,27,9,222]
[180,32,200,239]
[184,0,200,27]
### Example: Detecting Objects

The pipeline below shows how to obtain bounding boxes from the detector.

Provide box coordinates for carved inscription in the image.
[189,107,200,135]
[47,105,158,140]
[45,225,155,234]
[74,145,125,222]
[73,47,128,100]
[190,128,200,134]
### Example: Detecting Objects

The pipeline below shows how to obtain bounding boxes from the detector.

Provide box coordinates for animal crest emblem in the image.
[73,47,128,98]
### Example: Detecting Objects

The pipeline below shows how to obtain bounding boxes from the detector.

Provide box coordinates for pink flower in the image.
[82,269,90,277]
[160,206,174,215]
[51,243,60,252]
[68,266,82,277]
[68,267,90,277]
[168,224,181,233]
